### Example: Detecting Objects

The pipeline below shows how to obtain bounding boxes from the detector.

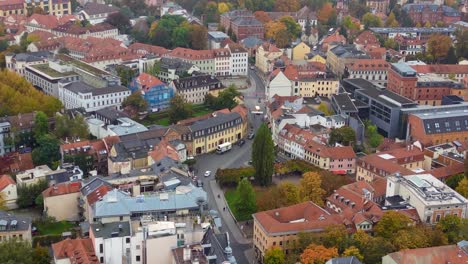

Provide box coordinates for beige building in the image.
[255,43,283,74]
[356,145,424,182]
[292,42,310,61]
[253,202,343,261]
[42,182,82,221]
[326,44,370,77]
[0,210,32,243]
[0,175,17,209]
[0,0,72,17]
[298,77,339,98]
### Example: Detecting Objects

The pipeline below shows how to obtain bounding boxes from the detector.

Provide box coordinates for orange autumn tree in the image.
[254,11,272,24]
[274,0,300,12]
[300,244,338,264]
[265,20,286,39]
[317,3,335,23]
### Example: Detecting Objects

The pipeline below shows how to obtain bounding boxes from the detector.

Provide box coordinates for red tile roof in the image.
[42,182,82,198]
[354,30,380,47]
[0,175,15,191]
[347,59,389,71]
[61,140,92,152]
[283,65,299,81]
[128,42,170,57]
[52,238,99,264]
[169,47,215,60]
[410,64,468,74]
[364,46,386,60]
[86,185,112,206]
[425,163,465,180]
[323,33,346,45]
[385,245,468,264]
[253,201,343,235]
[149,140,180,163]
[28,14,59,29]
[136,73,165,91]
[261,42,281,53]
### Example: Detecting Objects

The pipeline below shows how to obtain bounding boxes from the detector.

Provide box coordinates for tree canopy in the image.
[168,94,193,124]
[264,247,285,264]
[233,178,257,218]
[329,126,356,146]
[252,123,275,186]
[0,70,62,116]
[0,239,50,264]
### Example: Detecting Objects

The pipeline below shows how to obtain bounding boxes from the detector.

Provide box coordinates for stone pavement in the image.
[210,180,251,245]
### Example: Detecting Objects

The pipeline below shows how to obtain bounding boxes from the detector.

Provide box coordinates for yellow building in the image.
[255,43,283,74]
[42,182,81,221]
[183,107,248,155]
[299,77,339,98]
[307,54,326,64]
[292,42,310,61]
[0,0,72,17]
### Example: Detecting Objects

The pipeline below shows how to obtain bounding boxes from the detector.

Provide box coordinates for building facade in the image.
[220,9,264,40]
[346,59,389,86]
[42,181,81,221]
[170,75,222,104]
[0,0,71,17]
[129,73,173,110]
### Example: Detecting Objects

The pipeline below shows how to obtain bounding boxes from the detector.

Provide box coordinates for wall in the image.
[44,192,81,221]
[1,184,17,209]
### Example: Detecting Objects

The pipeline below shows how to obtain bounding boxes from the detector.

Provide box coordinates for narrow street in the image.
[192,69,266,263]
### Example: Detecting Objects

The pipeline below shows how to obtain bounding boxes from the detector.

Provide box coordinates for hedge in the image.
[215,166,255,187]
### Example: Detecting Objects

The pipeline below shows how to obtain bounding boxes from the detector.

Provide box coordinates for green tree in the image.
[0,239,34,263]
[32,134,60,168]
[444,47,458,64]
[456,177,468,198]
[445,174,465,189]
[322,225,349,253]
[122,91,149,114]
[33,111,48,140]
[365,122,383,148]
[168,94,193,124]
[374,211,411,239]
[299,171,325,206]
[33,244,51,264]
[277,182,301,206]
[385,12,399,27]
[318,102,333,116]
[172,25,190,48]
[213,85,240,110]
[252,123,275,186]
[64,153,93,176]
[280,16,301,38]
[234,178,257,216]
[361,237,395,264]
[54,114,89,140]
[17,179,48,208]
[362,12,382,29]
[264,247,285,264]
[116,65,135,87]
[329,126,356,146]
[105,12,131,33]
[437,215,467,243]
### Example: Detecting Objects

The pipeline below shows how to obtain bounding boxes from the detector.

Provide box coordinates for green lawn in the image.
[36,220,74,235]
[141,104,213,126]
[225,189,254,221]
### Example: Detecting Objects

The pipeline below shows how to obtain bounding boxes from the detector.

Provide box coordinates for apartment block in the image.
[0,0,71,17]
[170,75,222,104]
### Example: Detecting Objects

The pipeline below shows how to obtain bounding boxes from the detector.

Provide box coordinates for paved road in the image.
[192,69,266,263]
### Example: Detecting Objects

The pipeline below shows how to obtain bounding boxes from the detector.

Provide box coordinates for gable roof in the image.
[354,30,380,47]
[81,2,119,16]
[385,244,468,264]
[52,238,99,264]
[0,175,15,191]
[42,182,82,198]
[135,73,165,90]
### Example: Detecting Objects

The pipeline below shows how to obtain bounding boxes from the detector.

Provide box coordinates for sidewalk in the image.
[210,180,251,245]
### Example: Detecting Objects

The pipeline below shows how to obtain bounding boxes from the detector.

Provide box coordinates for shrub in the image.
[215,166,255,187]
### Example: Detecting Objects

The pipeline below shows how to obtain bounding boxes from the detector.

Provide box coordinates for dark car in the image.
[247,133,255,140]
[237,139,245,146]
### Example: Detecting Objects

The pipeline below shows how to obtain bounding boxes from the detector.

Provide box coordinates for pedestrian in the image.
[223,207,226,211]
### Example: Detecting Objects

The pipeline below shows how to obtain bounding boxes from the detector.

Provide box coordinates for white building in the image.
[226,43,248,76]
[346,59,389,86]
[90,221,132,264]
[0,175,17,209]
[77,2,119,25]
[58,81,130,112]
[386,174,468,224]
[213,48,231,77]
[5,52,49,76]
[266,71,293,99]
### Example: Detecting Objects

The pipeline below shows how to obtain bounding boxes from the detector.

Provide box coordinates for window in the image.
[136,256,141,262]
[126,237,130,243]
[100,257,104,263]
[99,244,103,253]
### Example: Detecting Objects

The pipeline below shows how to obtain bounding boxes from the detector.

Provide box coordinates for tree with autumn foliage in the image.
[189,24,208,50]
[265,20,287,40]
[301,244,338,264]
[274,0,300,12]
[317,3,336,24]
[427,34,452,62]
[343,246,363,261]
[254,11,272,24]
[385,12,399,27]
[374,211,412,239]
[300,172,325,206]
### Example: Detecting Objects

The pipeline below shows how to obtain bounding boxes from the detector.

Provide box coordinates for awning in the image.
[331,170,347,175]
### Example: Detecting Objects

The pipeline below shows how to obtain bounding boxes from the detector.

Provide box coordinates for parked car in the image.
[237,139,245,146]
[250,66,255,70]
[248,133,255,140]
[204,171,211,177]
[248,160,253,165]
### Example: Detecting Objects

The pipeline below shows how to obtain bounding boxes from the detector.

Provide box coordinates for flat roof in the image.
[370,27,455,33]
[332,93,358,112]
[392,62,417,74]
[29,63,76,78]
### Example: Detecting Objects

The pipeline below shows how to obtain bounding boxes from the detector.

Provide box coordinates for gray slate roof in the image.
[82,2,119,16]
[93,186,207,218]
[0,211,31,232]
[91,221,131,239]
